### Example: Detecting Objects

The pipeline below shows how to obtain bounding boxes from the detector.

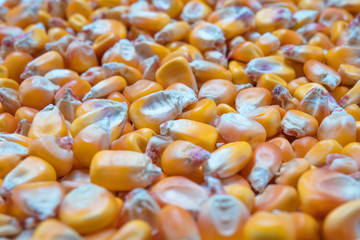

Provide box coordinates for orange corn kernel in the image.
[44,69,80,87]
[47,28,69,42]
[0,65,8,79]
[81,66,105,86]
[281,110,319,138]
[326,46,360,70]
[317,109,356,146]
[255,32,280,56]
[28,105,68,139]
[298,168,360,218]
[293,83,327,101]
[216,103,237,116]
[101,39,137,68]
[304,60,341,90]
[228,61,252,85]
[282,45,324,63]
[161,140,210,176]
[229,41,264,63]
[291,136,318,158]
[0,87,21,115]
[246,106,281,138]
[59,184,119,234]
[73,119,110,166]
[60,169,90,193]
[178,98,217,124]
[338,64,360,87]
[0,113,17,133]
[157,56,194,86]
[111,220,151,240]
[235,87,272,115]
[160,119,218,152]
[292,9,319,29]
[181,1,212,23]
[68,14,89,33]
[255,7,293,34]
[323,200,360,240]
[55,78,92,102]
[120,188,160,233]
[66,0,92,19]
[123,79,163,103]
[102,62,142,85]
[44,35,76,58]
[126,11,171,33]
[255,184,299,212]
[198,195,250,240]
[158,205,199,240]
[243,211,295,240]
[130,90,196,133]
[32,218,82,240]
[190,59,232,82]
[20,51,64,80]
[82,76,127,101]
[1,156,57,193]
[71,101,127,142]
[75,99,124,117]
[28,136,73,177]
[151,176,209,213]
[110,131,148,152]
[297,87,330,123]
[325,153,359,174]
[308,32,335,50]
[55,88,82,122]
[83,19,127,41]
[0,141,28,178]
[90,150,161,191]
[0,214,22,237]
[11,181,65,220]
[153,0,183,18]
[14,28,47,55]
[268,137,294,162]
[272,29,305,45]
[342,142,360,166]
[216,113,266,148]
[93,33,121,59]
[155,21,190,45]
[276,158,311,187]
[189,22,225,53]
[19,76,59,110]
[65,41,98,74]
[330,20,348,43]
[224,184,255,211]
[198,79,237,105]
[257,73,287,91]
[134,41,170,63]
[344,104,360,121]
[305,139,343,167]
[287,77,309,95]
[291,212,320,240]
[271,85,299,112]
[203,142,252,178]
[339,83,360,108]
[6,3,40,28]
[246,56,296,82]
[241,142,282,192]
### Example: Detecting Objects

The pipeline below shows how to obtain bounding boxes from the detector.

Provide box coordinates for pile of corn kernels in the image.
[0,0,360,239]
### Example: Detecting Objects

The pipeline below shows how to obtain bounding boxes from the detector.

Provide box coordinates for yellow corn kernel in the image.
[345,104,360,121]
[110,132,148,153]
[110,220,151,240]
[282,45,324,63]
[243,211,295,240]
[68,13,89,32]
[257,73,287,91]
[1,156,57,193]
[190,59,232,82]
[203,141,252,178]
[293,83,327,101]
[331,20,348,43]
[255,7,293,34]
[216,103,237,116]
[229,61,252,85]
[156,57,198,92]
[28,105,68,139]
[32,218,82,240]
[66,0,93,19]
[155,21,191,44]
[160,119,218,151]
[127,11,171,33]
[28,136,73,177]
[59,184,119,234]
[281,110,319,138]
[177,98,217,124]
[246,106,281,138]
[291,212,320,240]
[0,78,19,90]
[326,46,360,70]
[0,65,8,78]
[90,150,161,191]
[305,139,343,166]
[229,41,264,63]
[123,79,163,103]
[161,140,210,176]
[82,76,127,101]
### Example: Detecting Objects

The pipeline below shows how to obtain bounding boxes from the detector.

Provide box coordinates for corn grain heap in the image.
[0,0,359,239]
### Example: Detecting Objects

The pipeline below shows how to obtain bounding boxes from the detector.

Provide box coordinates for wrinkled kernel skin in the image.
[1,0,360,238]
